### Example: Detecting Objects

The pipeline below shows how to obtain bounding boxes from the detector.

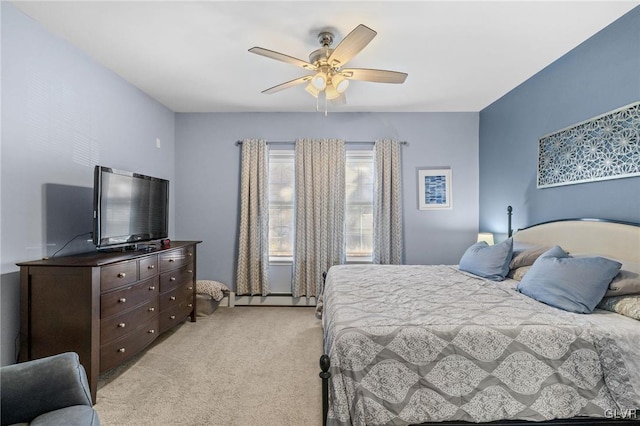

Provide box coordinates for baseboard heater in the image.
[223,293,317,307]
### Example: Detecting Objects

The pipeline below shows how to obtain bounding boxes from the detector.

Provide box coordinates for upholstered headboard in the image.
[513,219,640,264]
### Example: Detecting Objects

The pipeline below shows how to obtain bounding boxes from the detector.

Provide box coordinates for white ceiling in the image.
[11,1,639,113]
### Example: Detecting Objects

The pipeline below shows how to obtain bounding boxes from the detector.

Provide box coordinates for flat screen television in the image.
[93,166,169,249]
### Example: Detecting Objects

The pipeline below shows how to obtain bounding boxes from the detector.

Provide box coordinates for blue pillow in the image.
[459,238,513,281]
[516,246,622,314]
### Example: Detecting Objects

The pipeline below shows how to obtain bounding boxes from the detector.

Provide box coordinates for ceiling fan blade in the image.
[327,24,377,67]
[261,75,312,94]
[249,47,317,70]
[341,68,408,84]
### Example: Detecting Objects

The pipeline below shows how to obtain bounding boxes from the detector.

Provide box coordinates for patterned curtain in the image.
[236,139,270,296]
[292,138,346,298]
[373,139,404,264]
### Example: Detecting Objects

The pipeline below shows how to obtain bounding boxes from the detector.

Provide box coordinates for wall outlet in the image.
[156,138,161,148]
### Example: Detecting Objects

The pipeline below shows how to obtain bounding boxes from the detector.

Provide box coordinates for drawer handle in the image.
[187,286,193,291]
[187,270,193,274]
[168,259,175,262]
[148,265,155,270]
[118,323,126,328]
[118,348,126,353]
[148,329,156,334]
[170,315,176,319]
[169,277,176,282]
[148,307,155,312]
[170,296,176,301]
[118,298,127,303]
[117,272,126,278]
[188,303,193,308]
[149,286,156,290]
[188,252,193,257]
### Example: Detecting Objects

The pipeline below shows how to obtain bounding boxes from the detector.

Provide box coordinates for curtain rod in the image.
[235,140,408,146]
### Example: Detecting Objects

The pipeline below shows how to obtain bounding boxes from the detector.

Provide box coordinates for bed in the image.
[316,215,640,425]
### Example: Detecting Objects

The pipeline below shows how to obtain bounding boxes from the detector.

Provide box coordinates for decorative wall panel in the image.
[537,102,640,188]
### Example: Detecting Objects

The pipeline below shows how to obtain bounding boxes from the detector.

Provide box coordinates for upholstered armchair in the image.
[1,352,100,426]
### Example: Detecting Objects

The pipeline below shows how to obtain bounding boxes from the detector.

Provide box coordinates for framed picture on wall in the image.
[418,167,452,210]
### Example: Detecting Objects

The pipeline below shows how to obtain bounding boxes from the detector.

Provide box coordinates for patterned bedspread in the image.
[317,264,640,425]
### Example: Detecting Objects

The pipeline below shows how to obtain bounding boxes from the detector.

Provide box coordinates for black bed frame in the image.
[318,207,639,425]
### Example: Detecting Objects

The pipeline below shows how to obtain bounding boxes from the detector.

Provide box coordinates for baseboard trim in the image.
[219,292,236,307]
[223,294,317,307]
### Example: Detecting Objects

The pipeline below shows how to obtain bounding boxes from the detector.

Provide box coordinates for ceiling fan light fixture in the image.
[324,83,340,100]
[305,83,320,98]
[332,74,350,93]
[311,72,327,90]
[249,24,407,110]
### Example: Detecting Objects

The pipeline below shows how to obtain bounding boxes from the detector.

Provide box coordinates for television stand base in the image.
[97,242,160,253]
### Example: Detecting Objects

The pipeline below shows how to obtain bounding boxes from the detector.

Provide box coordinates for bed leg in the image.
[319,354,331,426]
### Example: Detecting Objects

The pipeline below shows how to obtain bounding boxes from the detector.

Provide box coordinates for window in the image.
[345,150,374,262]
[268,150,295,260]
[267,148,374,262]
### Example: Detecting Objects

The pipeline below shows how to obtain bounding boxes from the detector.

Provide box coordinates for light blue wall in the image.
[479,6,640,233]
[0,3,176,366]
[175,112,479,293]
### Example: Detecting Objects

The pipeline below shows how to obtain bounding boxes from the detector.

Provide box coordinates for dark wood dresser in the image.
[18,240,201,402]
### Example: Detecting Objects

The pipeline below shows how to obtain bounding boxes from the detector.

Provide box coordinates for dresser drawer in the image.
[159,282,194,311]
[101,277,159,319]
[101,260,138,291]
[159,247,194,272]
[101,296,159,344]
[139,255,158,280]
[100,316,159,372]
[159,302,192,333]
[159,264,194,292]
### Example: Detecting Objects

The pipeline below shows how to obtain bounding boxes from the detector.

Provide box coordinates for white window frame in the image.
[345,149,374,263]
[268,149,295,264]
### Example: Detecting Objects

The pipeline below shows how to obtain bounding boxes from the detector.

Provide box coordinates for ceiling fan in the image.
[249,24,408,107]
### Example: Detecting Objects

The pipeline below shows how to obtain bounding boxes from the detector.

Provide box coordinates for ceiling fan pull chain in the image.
[325,94,328,117]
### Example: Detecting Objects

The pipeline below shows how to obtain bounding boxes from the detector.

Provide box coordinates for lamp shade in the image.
[324,83,340,100]
[311,72,327,90]
[305,83,320,98]
[477,232,495,245]
[332,74,350,93]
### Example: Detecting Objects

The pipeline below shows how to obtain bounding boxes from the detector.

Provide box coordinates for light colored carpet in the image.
[94,306,323,426]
